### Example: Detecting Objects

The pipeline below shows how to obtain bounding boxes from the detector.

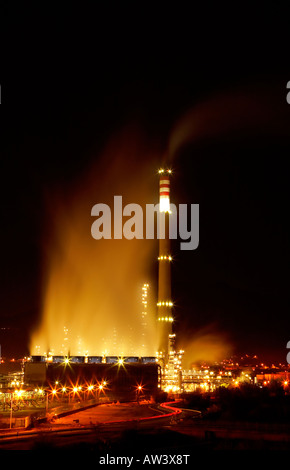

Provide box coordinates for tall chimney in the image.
[157,168,173,361]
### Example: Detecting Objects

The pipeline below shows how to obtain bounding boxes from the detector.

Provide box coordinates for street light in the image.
[96,384,103,403]
[136,384,143,403]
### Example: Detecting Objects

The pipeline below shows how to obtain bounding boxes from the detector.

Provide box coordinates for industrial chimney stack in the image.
[157,168,174,361]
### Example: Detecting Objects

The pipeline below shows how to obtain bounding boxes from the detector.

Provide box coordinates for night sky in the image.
[1,5,290,362]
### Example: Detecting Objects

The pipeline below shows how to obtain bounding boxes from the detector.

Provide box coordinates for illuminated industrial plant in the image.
[26,167,188,396]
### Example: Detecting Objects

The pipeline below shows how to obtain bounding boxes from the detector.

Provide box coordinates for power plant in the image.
[24,167,184,396]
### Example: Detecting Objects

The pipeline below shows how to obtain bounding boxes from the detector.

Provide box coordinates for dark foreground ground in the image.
[1,396,290,455]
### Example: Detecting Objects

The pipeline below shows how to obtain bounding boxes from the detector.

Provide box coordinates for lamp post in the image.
[87,385,94,402]
[136,385,142,404]
[9,392,13,429]
[45,389,49,414]
[97,384,103,403]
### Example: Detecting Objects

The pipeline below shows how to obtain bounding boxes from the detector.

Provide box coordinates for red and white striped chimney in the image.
[159,169,171,213]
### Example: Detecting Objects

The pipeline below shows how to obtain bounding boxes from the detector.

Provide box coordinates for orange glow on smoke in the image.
[30,128,160,357]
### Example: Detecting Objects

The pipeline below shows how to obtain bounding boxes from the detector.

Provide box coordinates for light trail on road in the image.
[0,400,185,448]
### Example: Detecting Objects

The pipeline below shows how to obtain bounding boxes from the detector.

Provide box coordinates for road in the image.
[3,400,287,451]
[0,401,189,450]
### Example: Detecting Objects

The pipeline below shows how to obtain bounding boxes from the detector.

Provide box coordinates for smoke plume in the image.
[30,127,160,357]
[168,83,290,160]
[181,325,233,368]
